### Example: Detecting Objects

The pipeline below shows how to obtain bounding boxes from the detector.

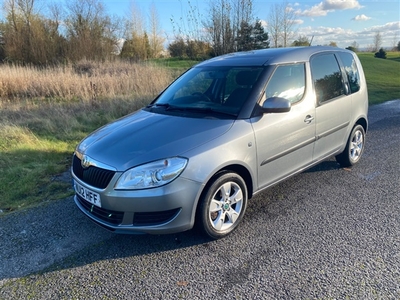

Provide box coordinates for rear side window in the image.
[265,63,305,104]
[311,54,345,103]
[338,52,361,93]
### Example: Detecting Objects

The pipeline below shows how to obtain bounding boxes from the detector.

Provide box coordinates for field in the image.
[358,52,400,104]
[0,52,399,213]
[0,61,177,213]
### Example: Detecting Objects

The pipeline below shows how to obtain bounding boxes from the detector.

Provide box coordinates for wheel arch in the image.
[356,117,368,133]
[195,164,254,219]
[194,164,253,238]
[211,164,254,199]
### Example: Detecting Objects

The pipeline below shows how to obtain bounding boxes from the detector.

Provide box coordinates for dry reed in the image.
[0,60,175,104]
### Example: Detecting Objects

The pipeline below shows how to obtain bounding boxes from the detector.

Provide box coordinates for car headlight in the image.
[114,157,188,190]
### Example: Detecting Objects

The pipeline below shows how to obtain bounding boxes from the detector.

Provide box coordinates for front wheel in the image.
[336,124,366,167]
[197,172,248,240]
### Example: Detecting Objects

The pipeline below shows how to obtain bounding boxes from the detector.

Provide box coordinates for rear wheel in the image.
[336,124,365,167]
[197,172,247,239]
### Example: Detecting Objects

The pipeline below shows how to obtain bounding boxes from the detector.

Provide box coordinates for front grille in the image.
[73,155,115,189]
[76,195,124,225]
[133,208,181,226]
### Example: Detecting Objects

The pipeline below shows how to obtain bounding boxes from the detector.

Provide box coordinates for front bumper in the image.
[72,173,203,234]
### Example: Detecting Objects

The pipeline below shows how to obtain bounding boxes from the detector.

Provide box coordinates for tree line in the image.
[0,0,165,65]
[3,0,395,66]
[0,0,298,65]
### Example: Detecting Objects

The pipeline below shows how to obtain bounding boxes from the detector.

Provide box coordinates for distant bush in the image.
[374,48,387,59]
[168,38,212,60]
[346,46,357,52]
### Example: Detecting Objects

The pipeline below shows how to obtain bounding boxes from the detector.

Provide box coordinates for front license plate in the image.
[74,180,101,208]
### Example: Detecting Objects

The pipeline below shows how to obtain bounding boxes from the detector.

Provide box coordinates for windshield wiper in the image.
[148,103,177,110]
[148,104,236,117]
[179,106,237,117]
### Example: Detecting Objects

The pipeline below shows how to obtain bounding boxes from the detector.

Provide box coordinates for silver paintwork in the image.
[72,46,368,235]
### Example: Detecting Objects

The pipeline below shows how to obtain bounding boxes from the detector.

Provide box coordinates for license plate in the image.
[74,180,101,208]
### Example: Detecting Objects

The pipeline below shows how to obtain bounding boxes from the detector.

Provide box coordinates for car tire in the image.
[197,172,248,240]
[336,124,366,167]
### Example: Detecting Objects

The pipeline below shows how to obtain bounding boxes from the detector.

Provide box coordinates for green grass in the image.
[148,57,200,69]
[0,98,151,213]
[0,123,72,212]
[357,52,400,105]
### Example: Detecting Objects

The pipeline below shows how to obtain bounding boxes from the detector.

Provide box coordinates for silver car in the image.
[72,46,368,239]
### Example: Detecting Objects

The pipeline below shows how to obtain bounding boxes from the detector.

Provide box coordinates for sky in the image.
[104,0,400,49]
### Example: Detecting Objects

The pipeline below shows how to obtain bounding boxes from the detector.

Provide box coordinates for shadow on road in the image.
[0,196,211,281]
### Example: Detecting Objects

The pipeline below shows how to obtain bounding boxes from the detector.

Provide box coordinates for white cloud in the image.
[298,0,362,17]
[295,21,400,48]
[298,3,327,17]
[352,14,371,21]
[260,19,268,28]
[321,0,362,11]
[358,21,400,37]
[293,19,304,25]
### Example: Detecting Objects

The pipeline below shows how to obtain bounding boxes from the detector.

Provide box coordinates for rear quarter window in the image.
[338,52,361,93]
[311,53,345,104]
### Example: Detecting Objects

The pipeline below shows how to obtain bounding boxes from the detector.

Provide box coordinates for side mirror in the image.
[261,97,291,113]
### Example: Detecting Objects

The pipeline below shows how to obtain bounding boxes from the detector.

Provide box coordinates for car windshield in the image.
[149,66,264,117]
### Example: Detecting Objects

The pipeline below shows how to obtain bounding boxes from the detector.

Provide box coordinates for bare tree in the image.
[148,3,165,58]
[232,0,253,43]
[281,2,296,47]
[351,40,359,50]
[129,1,148,59]
[203,0,255,55]
[170,0,204,41]
[267,2,283,48]
[1,0,65,64]
[65,0,119,61]
[391,31,398,51]
[206,0,234,55]
[268,1,297,47]
[373,31,382,52]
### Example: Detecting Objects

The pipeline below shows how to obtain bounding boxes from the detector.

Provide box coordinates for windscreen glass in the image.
[152,66,264,117]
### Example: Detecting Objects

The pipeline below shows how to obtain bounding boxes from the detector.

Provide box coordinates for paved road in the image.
[1,100,399,299]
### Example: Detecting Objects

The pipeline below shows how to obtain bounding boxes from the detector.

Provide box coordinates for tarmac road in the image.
[1,100,399,299]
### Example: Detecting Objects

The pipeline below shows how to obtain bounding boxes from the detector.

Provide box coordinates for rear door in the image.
[251,63,316,189]
[311,53,351,162]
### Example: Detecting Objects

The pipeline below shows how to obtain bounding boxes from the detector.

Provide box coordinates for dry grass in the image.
[0,60,175,104]
[0,60,181,213]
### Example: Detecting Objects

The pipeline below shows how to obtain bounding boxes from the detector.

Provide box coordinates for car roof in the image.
[196,46,351,67]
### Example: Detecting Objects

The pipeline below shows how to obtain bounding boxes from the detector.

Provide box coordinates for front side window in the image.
[338,52,361,93]
[265,63,305,104]
[311,54,345,103]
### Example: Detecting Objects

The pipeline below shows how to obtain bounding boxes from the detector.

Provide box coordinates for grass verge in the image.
[0,61,175,213]
[357,52,400,105]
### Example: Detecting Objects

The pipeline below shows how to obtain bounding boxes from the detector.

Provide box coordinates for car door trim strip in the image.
[260,137,316,166]
[316,122,349,140]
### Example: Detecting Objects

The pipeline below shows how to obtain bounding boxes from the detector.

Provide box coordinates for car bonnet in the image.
[76,109,234,171]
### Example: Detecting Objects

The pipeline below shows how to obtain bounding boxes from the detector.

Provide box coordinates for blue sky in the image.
[1,0,398,49]
[104,0,400,49]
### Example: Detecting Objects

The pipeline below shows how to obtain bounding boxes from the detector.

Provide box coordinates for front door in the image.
[251,63,316,189]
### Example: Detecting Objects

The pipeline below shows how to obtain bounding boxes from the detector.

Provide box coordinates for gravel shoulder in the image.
[1,100,399,299]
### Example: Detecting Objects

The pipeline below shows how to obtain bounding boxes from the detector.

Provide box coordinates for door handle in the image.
[304,115,314,124]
